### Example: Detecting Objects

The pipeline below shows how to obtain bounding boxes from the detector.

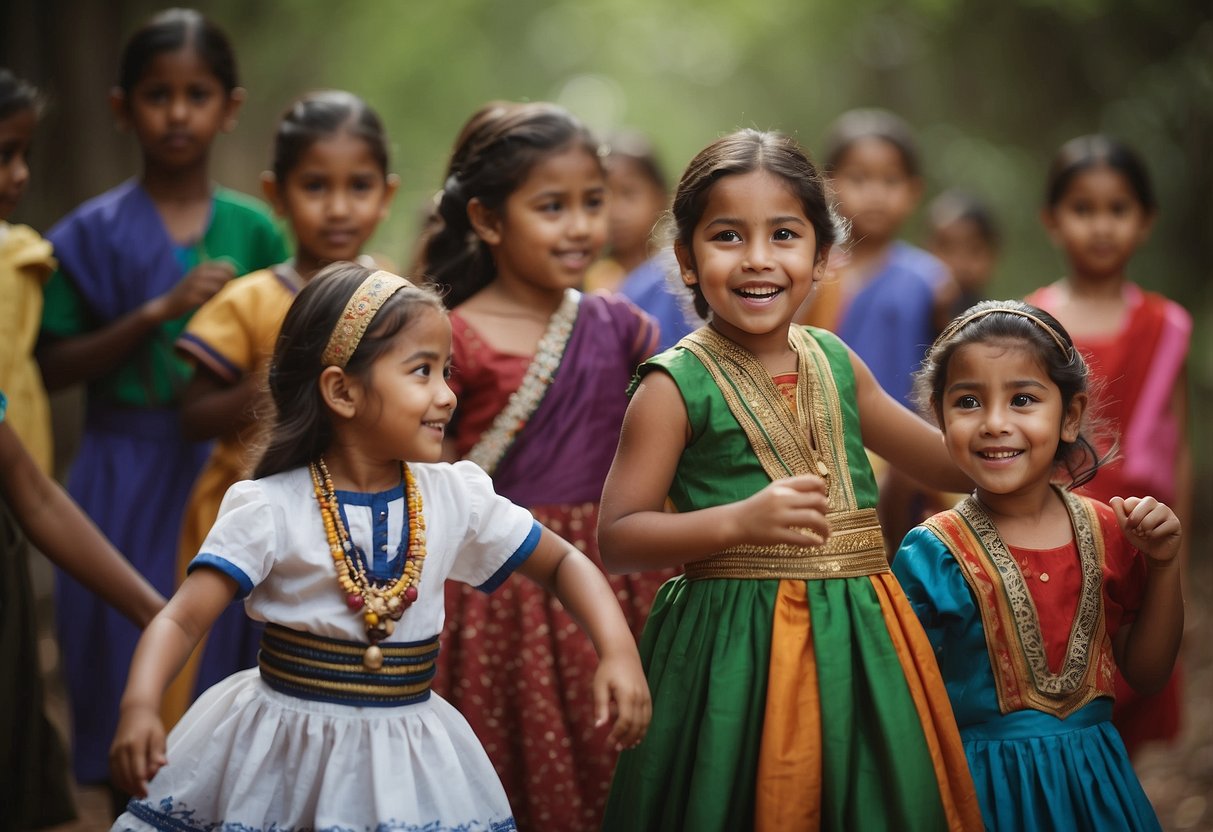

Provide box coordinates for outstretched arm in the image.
[0,421,164,626]
[109,567,237,797]
[851,348,973,494]
[1110,496,1184,696]
[597,372,830,573]
[516,530,651,750]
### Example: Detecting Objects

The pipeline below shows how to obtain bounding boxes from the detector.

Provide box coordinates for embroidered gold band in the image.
[936,305,1072,361]
[685,508,888,581]
[322,271,413,367]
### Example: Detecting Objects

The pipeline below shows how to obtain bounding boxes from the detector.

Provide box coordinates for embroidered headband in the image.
[936,305,1073,361]
[322,271,413,368]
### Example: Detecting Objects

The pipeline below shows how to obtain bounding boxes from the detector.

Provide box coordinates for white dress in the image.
[114,461,538,832]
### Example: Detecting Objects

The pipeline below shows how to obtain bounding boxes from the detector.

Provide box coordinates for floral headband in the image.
[935,304,1073,362]
[322,271,413,368]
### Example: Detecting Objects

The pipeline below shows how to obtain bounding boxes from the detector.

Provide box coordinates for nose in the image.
[327,187,351,218]
[567,205,596,240]
[980,406,1010,436]
[743,238,775,272]
[436,376,456,410]
[168,93,189,123]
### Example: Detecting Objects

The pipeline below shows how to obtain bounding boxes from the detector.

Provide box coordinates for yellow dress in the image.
[0,222,56,474]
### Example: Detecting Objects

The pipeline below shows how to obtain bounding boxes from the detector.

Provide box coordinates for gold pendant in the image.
[363,644,384,671]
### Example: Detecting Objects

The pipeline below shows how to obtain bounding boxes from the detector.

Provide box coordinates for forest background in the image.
[2,1,1212,827]
[2,0,1210,514]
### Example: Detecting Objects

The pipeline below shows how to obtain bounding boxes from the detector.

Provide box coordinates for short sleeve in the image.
[188,479,279,598]
[443,460,540,591]
[40,268,93,337]
[177,279,258,383]
[1096,501,1149,634]
[892,526,976,653]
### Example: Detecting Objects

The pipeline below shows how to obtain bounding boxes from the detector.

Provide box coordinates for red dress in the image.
[434,294,674,831]
[1028,283,1191,755]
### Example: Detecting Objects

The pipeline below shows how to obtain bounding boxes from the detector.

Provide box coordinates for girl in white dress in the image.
[109,263,651,831]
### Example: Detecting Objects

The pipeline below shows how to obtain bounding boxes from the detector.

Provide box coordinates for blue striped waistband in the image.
[257,623,439,707]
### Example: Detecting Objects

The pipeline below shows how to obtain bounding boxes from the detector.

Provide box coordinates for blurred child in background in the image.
[1027,134,1191,758]
[926,188,1000,327]
[35,9,287,802]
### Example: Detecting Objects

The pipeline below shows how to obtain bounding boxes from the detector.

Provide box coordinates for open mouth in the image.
[978,449,1022,461]
[422,420,446,435]
[735,286,783,301]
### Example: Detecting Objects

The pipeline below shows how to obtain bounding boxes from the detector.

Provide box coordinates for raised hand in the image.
[1111,495,1181,566]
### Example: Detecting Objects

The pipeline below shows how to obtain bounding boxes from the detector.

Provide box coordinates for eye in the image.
[1011,393,1036,407]
[442,364,453,380]
[772,227,799,241]
[712,229,741,243]
[954,395,980,410]
[411,363,432,378]
[350,176,379,194]
[188,86,214,104]
[585,192,606,211]
[539,199,564,213]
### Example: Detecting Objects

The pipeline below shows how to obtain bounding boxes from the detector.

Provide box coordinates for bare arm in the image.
[38,261,235,391]
[851,349,973,493]
[0,421,164,626]
[109,568,237,796]
[597,372,830,573]
[179,366,261,442]
[1109,496,1184,696]
[516,529,650,749]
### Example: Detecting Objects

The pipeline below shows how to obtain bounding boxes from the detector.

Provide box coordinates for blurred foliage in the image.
[3,0,1211,477]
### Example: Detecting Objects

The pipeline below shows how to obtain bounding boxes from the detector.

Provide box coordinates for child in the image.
[598,129,983,831]
[35,8,288,792]
[926,188,1000,327]
[2,393,167,828]
[108,264,650,829]
[602,131,697,352]
[170,89,398,711]
[892,300,1183,831]
[810,109,956,550]
[0,68,166,830]
[417,100,668,830]
[1027,135,1190,757]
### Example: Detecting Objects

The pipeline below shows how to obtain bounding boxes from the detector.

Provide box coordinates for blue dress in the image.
[893,496,1161,832]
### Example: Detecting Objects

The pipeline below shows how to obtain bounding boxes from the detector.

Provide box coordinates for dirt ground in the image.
[33,538,1213,832]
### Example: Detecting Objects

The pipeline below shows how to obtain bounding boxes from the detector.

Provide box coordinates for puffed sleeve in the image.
[187,479,280,598]
[444,460,541,591]
[176,277,258,384]
[893,526,976,655]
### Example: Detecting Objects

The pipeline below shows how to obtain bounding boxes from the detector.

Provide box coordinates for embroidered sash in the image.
[679,326,887,581]
[922,489,1116,718]
[465,288,580,475]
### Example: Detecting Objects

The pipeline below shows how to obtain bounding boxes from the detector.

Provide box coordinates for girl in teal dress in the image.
[892,300,1183,831]
[598,129,984,831]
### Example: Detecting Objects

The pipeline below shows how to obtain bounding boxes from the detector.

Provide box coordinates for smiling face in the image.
[479,144,608,294]
[939,339,1083,509]
[829,137,920,245]
[115,46,239,173]
[676,169,824,353]
[354,305,457,464]
[0,107,36,220]
[1043,164,1152,283]
[268,131,396,276]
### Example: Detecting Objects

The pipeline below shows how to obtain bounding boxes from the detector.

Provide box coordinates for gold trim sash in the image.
[679,326,886,581]
[922,488,1114,718]
[465,288,581,475]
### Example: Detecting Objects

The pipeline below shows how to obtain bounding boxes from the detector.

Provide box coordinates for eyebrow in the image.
[403,350,442,363]
[704,215,807,229]
[945,378,1049,394]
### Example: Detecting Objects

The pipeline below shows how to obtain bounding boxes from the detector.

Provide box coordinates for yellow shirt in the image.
[0,223,56,474]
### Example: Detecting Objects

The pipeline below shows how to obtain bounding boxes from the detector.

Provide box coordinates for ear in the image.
[222,87,246,133]
[467,197,502,246]
[674,240,697,285]
[318,366,361,421]
[813,243,833,282]
[260,171,284,215]
[379,173,401,220]
[108,87,129,131]
[1060,391,1087,443]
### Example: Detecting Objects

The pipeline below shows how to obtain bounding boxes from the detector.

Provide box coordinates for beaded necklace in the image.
[309,457,427,670]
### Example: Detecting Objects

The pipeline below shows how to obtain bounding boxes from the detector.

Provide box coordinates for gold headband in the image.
[322,271,413,367]
[936,305,1072,361]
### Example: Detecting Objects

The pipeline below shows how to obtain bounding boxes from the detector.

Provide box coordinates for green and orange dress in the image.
[602,325,982,831]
